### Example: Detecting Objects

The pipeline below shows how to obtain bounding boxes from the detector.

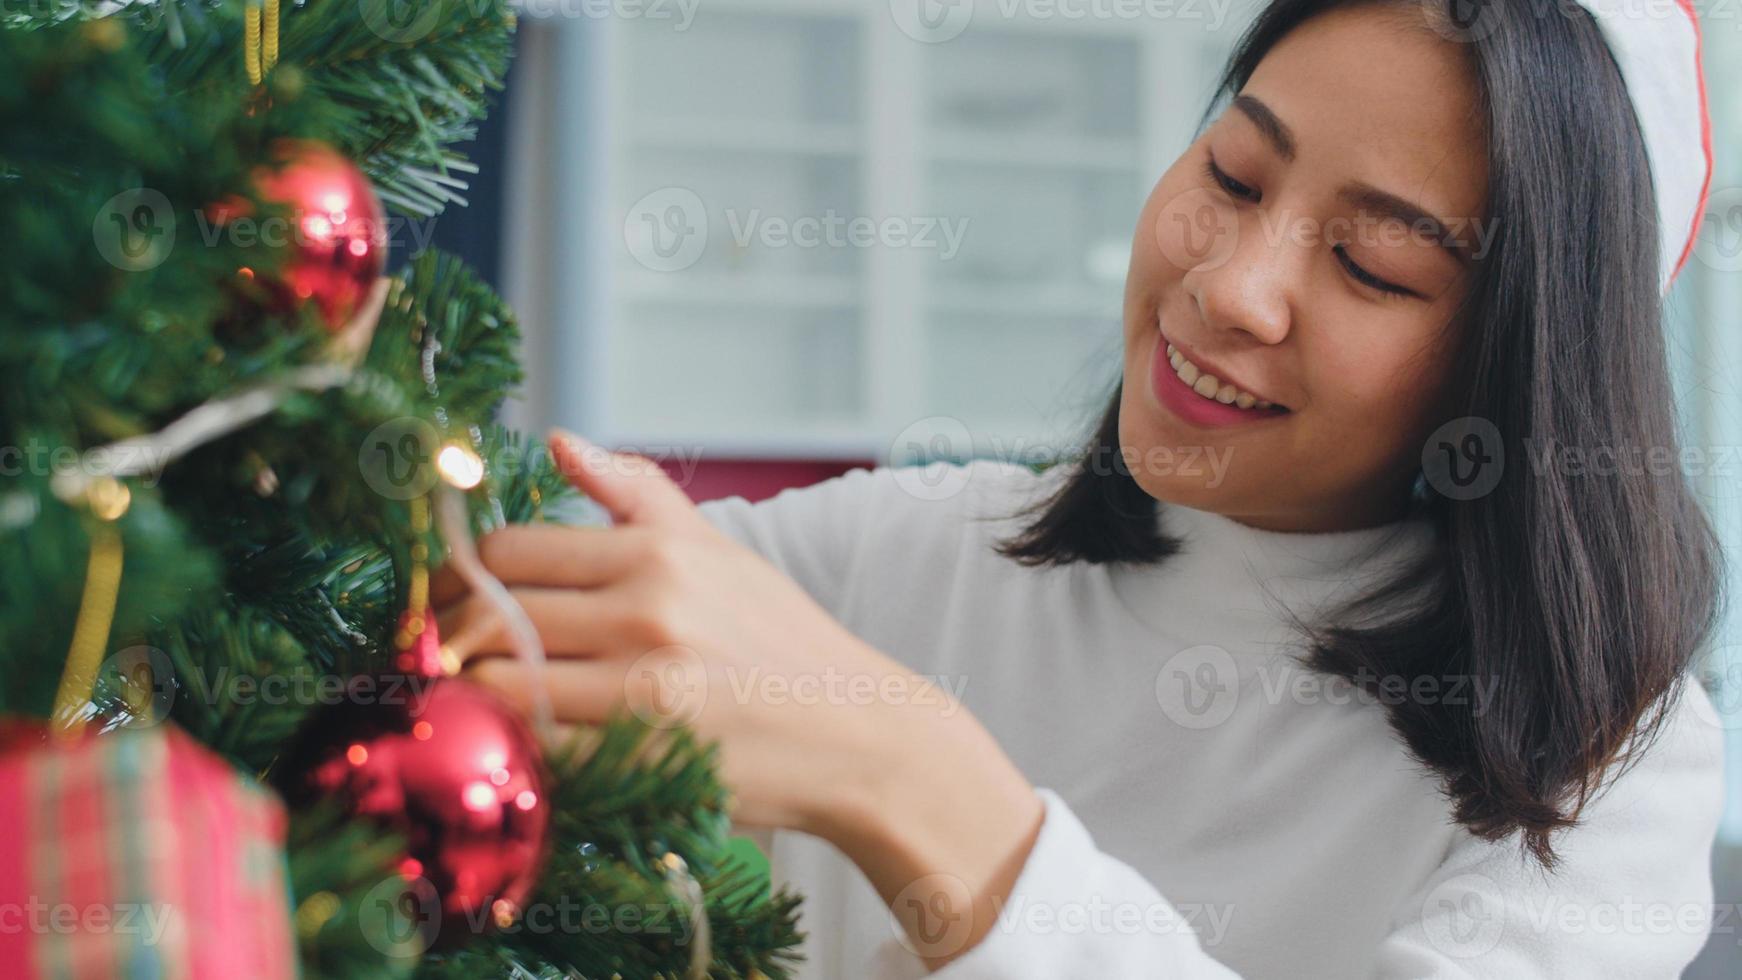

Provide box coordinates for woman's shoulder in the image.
[1576,675,1727,846]
[699,457,1055,538]
[1381,677,1725,974]
[1471,676,1723,874]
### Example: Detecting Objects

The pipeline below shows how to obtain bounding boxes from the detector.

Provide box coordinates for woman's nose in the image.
[1188,212,1300,347]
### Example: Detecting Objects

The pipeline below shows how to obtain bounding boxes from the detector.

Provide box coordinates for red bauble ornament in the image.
[272,618,549,950]
[219,139,388,331]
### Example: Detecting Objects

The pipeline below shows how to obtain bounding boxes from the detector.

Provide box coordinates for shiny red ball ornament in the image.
[224,139,388,331]
[272,618,549,950]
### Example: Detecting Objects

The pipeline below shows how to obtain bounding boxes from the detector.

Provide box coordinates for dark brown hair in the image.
[998,0,1723,868]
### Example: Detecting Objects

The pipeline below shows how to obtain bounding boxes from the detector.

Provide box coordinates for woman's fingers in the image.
[434,587,639,662]
[548,430,701,530]
[465,655,627,726]
[428,523,649,608]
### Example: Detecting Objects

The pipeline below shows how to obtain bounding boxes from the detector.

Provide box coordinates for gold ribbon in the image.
[51,478,131,739]
[244,0,281,86]
[396,495,433,650]
[659,851,712,980]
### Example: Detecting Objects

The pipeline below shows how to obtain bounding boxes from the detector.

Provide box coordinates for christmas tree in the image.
[0,2,803,977]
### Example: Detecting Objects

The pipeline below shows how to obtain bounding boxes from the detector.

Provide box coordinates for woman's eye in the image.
[1334,245,1414,299]
[1204,158,1259,202]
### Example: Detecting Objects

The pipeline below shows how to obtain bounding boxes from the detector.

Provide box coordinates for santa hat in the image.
[1571,0,1713,294]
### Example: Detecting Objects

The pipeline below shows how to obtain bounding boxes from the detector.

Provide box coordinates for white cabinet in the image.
[516,0,1246,461]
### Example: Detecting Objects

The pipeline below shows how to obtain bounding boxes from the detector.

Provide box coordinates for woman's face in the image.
[1121,5,1488,532]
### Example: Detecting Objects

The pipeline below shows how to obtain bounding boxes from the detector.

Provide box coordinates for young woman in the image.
[433,0,1727,975]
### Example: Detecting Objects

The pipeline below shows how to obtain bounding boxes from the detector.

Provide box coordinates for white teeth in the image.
[1165,343,1274,411]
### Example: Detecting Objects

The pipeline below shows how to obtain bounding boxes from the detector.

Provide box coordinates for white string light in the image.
[51,363,354,503]
[50,363,559,742]
[434,466,556,740]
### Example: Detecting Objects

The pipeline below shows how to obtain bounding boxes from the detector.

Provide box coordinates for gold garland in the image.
[396,495,433,651]
[51,478,131,739]
[245,0,281,86]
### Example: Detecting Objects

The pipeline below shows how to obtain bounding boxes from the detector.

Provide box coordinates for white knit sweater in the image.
[696,460,1725,978]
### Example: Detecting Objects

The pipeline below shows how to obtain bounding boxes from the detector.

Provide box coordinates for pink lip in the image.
[1150,336,1290,429]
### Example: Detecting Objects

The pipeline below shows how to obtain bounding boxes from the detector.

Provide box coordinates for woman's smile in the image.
[1149,324,1292,430]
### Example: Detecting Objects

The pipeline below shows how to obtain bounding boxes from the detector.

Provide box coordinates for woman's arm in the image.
[865,684,1723,978]
[818,681,1047,971]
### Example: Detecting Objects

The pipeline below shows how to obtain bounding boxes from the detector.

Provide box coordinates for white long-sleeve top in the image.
[695,460,1726,978]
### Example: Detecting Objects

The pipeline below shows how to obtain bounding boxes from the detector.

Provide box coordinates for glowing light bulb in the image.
[437,443,485,489]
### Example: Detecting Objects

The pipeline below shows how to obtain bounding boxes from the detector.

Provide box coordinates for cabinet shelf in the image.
[632,117,862,158]
[622,273,860,310]
[929,131,1141,173]
[550,0,1239,459]
[930,282,1123,319]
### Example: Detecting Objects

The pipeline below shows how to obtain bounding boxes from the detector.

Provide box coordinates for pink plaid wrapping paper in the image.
[0,723,296,980]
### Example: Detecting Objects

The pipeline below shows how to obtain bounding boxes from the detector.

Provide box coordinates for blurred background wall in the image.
[430,1,1742,971]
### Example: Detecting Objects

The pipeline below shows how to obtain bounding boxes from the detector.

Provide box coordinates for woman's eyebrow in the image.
[1235,93,1471,266]
[1340,183,1472,264]
[1233,94,1296,162]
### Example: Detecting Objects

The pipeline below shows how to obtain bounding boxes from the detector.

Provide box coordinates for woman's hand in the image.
[432,431,887,833]
[432,431,1045,967]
